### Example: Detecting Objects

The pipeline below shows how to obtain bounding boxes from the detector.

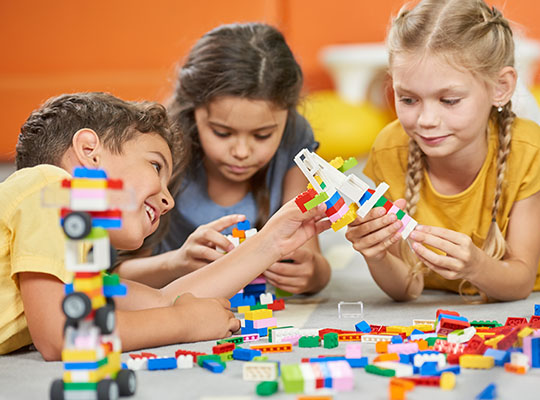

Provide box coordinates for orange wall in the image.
[2,0,540,160]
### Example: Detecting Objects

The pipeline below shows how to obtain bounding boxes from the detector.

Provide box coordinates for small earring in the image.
[497,103,503,112]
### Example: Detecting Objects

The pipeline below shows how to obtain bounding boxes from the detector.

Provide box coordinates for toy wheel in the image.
[62,292,92,320]
[97,379,119,400]
[63,211,92,240]
[50,379,64,400]
[116,369,137,396]
[95,304,115,334]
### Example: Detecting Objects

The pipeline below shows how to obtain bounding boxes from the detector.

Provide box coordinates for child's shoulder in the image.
[0,165,70,216]
[371,119,409,152]
[512,117,540,148]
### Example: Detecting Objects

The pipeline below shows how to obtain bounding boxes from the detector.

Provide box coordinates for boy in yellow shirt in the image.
[1,92,329,360]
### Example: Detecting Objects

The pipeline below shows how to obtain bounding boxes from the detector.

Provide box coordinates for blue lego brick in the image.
[64,361,99,370]
[148,357,177,370]
[241,325,268,337]
[103,283,127,297]
[309,357,346,363]
[438,365,461,375]
[64,283,74,295]
[121,363,127,369]
[437,313,469,323]
[409,329,424,336]
[243,283,267,294]
[531,337,540,368]
[324,191,342,209]
[92,218,122,229]
[202,360,225,373]
[73,167,107,179]
[484,348,510,367]
[399,354,412,364]
[229,293,245,308]
[232,348,261,361]
[476,383,497,400]
[345,357,368,368]
[359,191,372,205]
[419,361,439,376]
[237,220,251,230]
[355,320,371,333]
[535,304,540,316]
[319,363,333,388]
[391,335,403,344]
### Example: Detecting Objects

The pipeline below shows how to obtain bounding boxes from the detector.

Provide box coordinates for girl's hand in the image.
[408,225,484,280]
[262,199,331,259]
[171,214,246,273]
[173,293,240,341]
[345,199,406,261]
[263,248,316,294]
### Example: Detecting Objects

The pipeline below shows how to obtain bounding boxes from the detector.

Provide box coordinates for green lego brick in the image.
[323,332,338,349]
[365,364,396,377]
[375,196,387,208]
[396,209,405,220]
[197,354,221,367]
[304,192,329,210]
[470,320,502,328]
[426,336,446,346]
[275,288,293,298]
[64,382,98,391]
[253,355,269,361]
[220,351,234,362]
[250,304,268,310]
[281,365,304,393]
[299,335,321,348]
[268,326,293,343]
[86,227,108,239]
[338,157,358,173]
[103,273,120,286]
[256,381,278,396]
[217,336,244,345]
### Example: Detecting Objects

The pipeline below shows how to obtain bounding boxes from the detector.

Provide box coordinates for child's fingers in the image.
[228,317,241,334]
[216,297,232,310]
[409,231,460,258]
[414,225,467,246]
[205,214,246,232]
[411,241,460,271]
[315,219,332,234]
[186,244,224,263]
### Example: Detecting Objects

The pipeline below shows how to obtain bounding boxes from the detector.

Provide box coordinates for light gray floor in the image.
[1,161,539,399]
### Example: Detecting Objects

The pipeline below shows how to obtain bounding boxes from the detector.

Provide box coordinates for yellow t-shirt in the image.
[364,118,540,293]
[0,164,72,354]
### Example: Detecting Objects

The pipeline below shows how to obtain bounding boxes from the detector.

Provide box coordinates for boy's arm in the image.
[19,272,239,361]
[262,166,331,294]
[160,199,331,300]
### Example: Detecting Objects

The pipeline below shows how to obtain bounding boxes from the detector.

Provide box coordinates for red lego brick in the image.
[325,197,345,217]
[212,343,235,354]
[436,309,460,319]
[267,299,285,311]
[107,179,123,189]
[175,349,207,362]
[463,335,487,355]
[505,317,528,327]
[295,189,317,213]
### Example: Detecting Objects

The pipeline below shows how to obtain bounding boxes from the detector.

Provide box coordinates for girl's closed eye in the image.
[212,129,230,138]
[254,132,273,140]
[441,98,461,105]
[399,96,417,105]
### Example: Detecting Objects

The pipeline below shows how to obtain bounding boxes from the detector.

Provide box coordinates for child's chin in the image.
[109,232,143,251]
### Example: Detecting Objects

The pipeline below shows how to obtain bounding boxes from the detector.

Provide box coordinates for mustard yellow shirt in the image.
[364,118,540,293]
[0,164,72,354]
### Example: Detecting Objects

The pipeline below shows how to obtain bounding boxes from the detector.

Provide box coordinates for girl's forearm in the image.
[467,255,536,301]
[161,230,281,299]
[115,252,182,288]
[366,252,423,301]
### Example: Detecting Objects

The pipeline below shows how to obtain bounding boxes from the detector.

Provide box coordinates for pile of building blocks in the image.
[47,167,136,400]
[122,304,540,398]
[294,148,417,238]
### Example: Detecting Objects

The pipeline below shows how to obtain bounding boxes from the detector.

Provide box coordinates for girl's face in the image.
[392,53,494,161]
[195,96,288,183]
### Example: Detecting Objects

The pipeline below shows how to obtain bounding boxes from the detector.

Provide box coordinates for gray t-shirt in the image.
[157,112,317,253]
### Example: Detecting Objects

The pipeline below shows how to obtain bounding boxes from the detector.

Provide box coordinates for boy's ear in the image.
[492,66,517,108]
[71,129,102,168]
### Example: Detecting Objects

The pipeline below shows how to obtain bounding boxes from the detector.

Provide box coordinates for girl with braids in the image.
[345,0,540,302]
[116,23,331,294]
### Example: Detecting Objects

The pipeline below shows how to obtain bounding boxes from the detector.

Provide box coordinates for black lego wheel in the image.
[62,292,92,320]
[63,211,92,240]
[116,369,137,396]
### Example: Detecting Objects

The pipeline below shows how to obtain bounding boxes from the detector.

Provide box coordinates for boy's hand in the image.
[262,199,331,259]
[408,225,483,281]
[345,198,406,261]
[263,248,316,294]
[173,293,240,342]
[170,214,245,273]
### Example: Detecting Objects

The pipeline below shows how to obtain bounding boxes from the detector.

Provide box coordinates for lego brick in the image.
[148,357,177,370]
[250,343,292,353]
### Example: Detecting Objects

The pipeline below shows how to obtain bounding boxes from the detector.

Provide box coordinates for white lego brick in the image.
[510,352,530,368]
[176,354,194,369]
[337,174,370,203]
[448,326,476,344]
[401,218,418,239]
[357,182,389,218]
[373,361,414,377]
[299,363,317,394]
[245,228,257,238]
[259,293,273,305]
[361,334,392,343]
[242,362,278,381]
[127,357,148,370]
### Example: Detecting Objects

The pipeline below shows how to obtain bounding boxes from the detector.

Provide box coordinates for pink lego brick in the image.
[388,204,400,215]
[345,343,362,359]
[387,342,419,355]
[253,317,277,329]
[398,214,411,233]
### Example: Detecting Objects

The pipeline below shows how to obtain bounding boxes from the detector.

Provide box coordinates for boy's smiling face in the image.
[98,132,174,250]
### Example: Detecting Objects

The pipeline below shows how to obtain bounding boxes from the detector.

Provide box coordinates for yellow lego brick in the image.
[237,305,251,314]
[73,275,103,292]
[331,206,358,231]
[459,355,494,369]
[484,334,505,348]
[62,349,99,362]
[518,326,534,347]
[412,324,436,332]
[64,370,102,383]
[71,178,108,189]
[440,371,456,390]
[329,157,344,169]
[91,295,106,309]
[244,309,273,320]
[220,351,234,362]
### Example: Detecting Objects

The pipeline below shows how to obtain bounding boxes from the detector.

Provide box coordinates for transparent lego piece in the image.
[338,301,364,319]
[42,182,136,210]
